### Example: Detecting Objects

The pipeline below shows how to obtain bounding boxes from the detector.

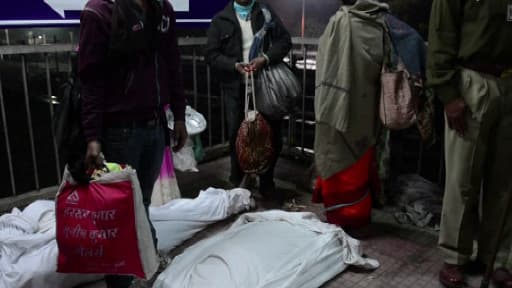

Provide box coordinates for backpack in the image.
[52,53,89,184]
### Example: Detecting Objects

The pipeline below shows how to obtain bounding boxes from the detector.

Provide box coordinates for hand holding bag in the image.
[236,72,274,174]
[249,5,301,120]
[56,166,158,279]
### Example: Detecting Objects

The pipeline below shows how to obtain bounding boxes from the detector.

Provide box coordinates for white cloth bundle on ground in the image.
[0,187,252,288]
[0,201,102,288]
[154,210,380,288]
[150,187,253,253]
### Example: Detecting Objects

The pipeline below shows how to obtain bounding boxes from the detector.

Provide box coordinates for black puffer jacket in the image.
[206,1,292,86]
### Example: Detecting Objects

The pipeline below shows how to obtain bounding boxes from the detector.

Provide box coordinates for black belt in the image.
[463,63,511,78]
[105,117,162,129]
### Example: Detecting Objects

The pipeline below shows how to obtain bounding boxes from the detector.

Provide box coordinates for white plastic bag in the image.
[167,105,207,136]
[151,147,181,207]
[172,138,198,172]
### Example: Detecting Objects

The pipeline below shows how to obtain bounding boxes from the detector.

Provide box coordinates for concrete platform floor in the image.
[81,156,490,288]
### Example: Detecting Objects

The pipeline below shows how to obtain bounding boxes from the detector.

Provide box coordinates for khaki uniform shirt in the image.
[426,0,512,104]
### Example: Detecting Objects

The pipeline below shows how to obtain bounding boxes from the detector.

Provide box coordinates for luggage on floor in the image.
[236,72,274,174]
[56,166,158,279]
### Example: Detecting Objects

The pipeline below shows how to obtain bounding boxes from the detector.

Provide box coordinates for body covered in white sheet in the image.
[154,210,379,288]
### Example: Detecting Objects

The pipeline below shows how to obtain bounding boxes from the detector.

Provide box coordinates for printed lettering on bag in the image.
[66,190,80,205]
[63,224,88,239]
[75,246,104,257]
[63,207,117,221]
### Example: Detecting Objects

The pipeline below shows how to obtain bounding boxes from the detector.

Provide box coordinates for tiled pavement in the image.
[82,156,491,288]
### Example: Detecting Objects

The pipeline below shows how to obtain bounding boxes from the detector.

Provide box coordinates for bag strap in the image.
[244,72,257,117]
[248,5,274,61]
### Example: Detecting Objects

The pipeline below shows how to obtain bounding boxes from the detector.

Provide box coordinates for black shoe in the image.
[229,175,243,188]
[465,259,487,275]
[260,184,285,207]
[236,174,257,190]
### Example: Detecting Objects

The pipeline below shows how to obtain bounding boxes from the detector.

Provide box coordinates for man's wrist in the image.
[262,54,270,65]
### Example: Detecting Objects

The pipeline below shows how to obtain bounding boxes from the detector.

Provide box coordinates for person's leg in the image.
[102,127,142,288]
[138,126,165,249]
[439,70,495,266]
[439,69,498,288]
[259,117,283,202]
[224,85,244,186]
[478,78,512,270]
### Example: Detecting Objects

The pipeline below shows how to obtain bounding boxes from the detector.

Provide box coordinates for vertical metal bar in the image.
[21,55,40,190]
[67,53,73,77]
[0,72,17,195]
[416,140,424,175]
[301,44,307,154]
[207,65,212,147]
[300,0,307,154]
[288,49,293,68]
[220,85,226,143]
[301,0,305,39]
[45,54,62,183]
[5,29,10,45]
[68,32,75,75]
[438,148,445,185]
[287,48,293,148]
[54,51,60,73]
[69,31,74,44]
[0,29,7,60]
[192,48,198,109]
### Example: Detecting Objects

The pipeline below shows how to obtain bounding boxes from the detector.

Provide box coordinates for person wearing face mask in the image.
[206,0,292,205]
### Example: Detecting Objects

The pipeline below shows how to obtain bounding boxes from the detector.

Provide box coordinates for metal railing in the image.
[0,37,319,200]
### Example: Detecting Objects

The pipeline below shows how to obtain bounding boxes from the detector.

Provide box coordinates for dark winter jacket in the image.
[206,1,292,87]
[79,0,186,142]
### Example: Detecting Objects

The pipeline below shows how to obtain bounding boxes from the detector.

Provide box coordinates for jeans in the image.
[101,125,165,288]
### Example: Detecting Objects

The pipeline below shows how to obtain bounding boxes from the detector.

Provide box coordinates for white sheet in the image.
[0,201,102,288]
[151,187,253,253]
[0,188,253,287]
[154,211,380,288]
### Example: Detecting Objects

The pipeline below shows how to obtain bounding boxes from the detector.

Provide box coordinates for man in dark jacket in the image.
[206,0,292,204]
[79,0,187,287]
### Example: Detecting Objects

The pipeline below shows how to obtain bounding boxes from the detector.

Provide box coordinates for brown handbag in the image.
[236,72,274,174]
[379,59,419,130]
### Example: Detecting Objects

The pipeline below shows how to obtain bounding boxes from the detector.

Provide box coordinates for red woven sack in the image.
[236,72,274,174]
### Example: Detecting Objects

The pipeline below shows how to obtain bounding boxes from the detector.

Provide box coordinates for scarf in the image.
[233,0,255,20]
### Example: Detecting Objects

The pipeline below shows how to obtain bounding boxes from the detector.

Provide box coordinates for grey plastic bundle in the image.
[256,63,301,119]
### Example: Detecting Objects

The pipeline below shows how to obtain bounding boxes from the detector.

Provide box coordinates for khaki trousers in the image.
[439,69,512,266]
